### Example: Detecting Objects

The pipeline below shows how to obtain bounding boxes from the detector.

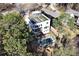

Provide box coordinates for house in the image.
[41,8,60,18]
[66,9,79,26]
[24,11,56,54]
[24,11,51,35]
[41,8,60,26]
[66,9,79,17]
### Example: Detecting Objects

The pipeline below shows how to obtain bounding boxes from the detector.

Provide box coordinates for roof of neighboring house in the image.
[16,4,42,12]
[29,13,49,24]
[41,8,60,18]
[66,9,79,17]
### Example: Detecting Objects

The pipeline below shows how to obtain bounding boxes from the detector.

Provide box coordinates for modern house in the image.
[24,11,51,35]
[23,11,56,53]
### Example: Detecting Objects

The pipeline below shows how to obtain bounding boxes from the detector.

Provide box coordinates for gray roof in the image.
[29,13,49,24]
[41,8,60,18]
[66,9,79,17]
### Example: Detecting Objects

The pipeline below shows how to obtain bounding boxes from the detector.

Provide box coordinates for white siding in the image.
[32,19,50,34]
[25,12,51,35]
[24,15,30,24]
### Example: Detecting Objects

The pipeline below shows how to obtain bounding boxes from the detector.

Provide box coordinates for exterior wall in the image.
[24,13,30,25]
[30,19,50,34]
[24,11,51,35]
[77,17,79,26]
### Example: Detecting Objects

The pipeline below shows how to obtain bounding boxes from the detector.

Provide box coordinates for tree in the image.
[0,12,32,56]
[52,13,77,56]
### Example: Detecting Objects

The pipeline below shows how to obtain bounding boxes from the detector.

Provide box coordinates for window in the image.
[35,25,38,28]
[31,20,36,24]
[39,25,42,28]
[33,28,41,32]
[40,24,42,26]
[46,22,48,24]
[34,29,38,32]
[32,29,35,31]
[44,26,48,29]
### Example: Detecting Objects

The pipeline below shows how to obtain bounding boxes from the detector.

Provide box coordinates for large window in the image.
[32,28,41,32]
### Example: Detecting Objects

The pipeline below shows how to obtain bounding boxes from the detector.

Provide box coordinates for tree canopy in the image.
[0,12,32,56]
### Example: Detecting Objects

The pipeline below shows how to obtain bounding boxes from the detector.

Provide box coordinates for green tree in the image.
[0,12,32,56]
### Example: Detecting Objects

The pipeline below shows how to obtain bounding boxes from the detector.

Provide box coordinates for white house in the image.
[24,11,51,35]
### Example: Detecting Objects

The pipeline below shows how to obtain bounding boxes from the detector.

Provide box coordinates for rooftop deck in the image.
[29,13,49,24]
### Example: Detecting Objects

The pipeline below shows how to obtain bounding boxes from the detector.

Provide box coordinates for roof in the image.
[29,13,49,24]
[66,9,79,17]
[16,4,40,11]
[41,8,60,18]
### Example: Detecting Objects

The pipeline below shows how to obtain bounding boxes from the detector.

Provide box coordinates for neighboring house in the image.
[41,8,60,27]
[66,8,79,17]
[66,8,79,26]
[24,11,51,35]
[41,8,60,18]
